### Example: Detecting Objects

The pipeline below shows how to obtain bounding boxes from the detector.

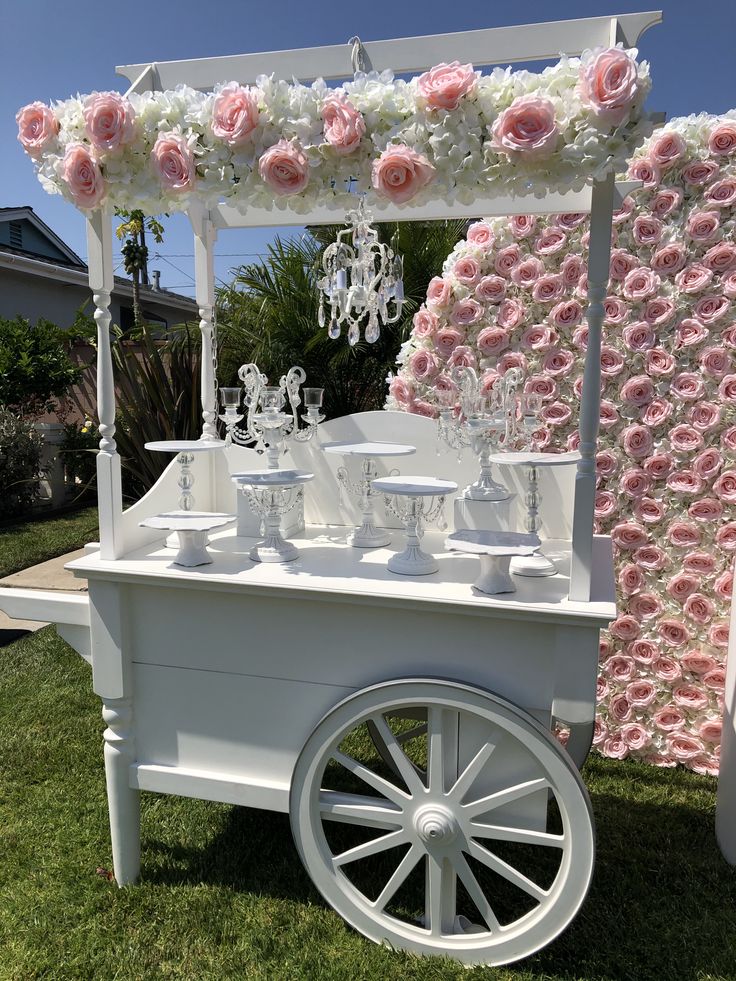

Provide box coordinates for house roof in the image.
[0,206,85,267]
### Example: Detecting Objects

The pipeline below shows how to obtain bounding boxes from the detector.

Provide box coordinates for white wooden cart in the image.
[0,13,663,966]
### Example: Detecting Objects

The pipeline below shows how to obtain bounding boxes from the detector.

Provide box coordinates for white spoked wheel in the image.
[290,679,594,967]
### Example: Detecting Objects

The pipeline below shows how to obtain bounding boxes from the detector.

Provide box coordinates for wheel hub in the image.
[413,804,459,846]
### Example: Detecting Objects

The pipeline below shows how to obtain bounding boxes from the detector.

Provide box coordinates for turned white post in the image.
[87,209,124,559]
[191,203,219,440]
[569,172,615,602]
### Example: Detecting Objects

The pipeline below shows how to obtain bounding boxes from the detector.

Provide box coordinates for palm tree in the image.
[217,219,469,417]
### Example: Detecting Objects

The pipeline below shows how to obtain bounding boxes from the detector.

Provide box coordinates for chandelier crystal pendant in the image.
[318,197,404,346]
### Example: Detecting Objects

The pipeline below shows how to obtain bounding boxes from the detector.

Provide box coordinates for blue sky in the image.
[2,0,735,300]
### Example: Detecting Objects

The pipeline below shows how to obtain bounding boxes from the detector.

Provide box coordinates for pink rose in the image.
[602,735,629,760]
[497,351,527,375]
[693,295,730,324]
[409,399,439,419]
[521,325,557,351]
[620,375,654,407]
[700,348,730,378]
[642,398,673,428]
[540,401,572,426]
[371,144,435,204]
[408,349,439,382]
[453,256,481,286]
[644,348,675,377]
[709,121,736,155]
[389,376,414,406]
[561,255,585,286]
[212,83,259,146]
[632,215,663,246]
[688,498,724,523]
[417,61,476,111]
[579,47,640,124]
[599,399,619,430]
[670,372,705,401]
[525,375,557,400]
[717,523,736,550]
[434,326,465,358]
[621,425,653,460]
[479,370,499,398]
[708,622,730,649]
[448,345,477,370]
[666,572,700,603]
[692,448,723,479]
[496,298,525,329]
[714,469,736,503]
[718,374,736,403]
[636,497,665,524]
[603,654,636,682]
[675,264,713,294]
[669,424,703,454]
[651,187,683,217]
[494,245,521,277]
[703,242,736,274]
[510,257,544,287]
[450,298,483,326]
[596,450,618,478]
[650,243,687,276]
[627,680,658,708]
[475,275,506,303]
[633,544,667,570]
[724,426,736,449]
[627,639,660,664]
[61,143,107,209]
[490,95,558,158]
[258,139,309,196]
[426,277,453,310]
[549,299,582,329]
[686,210,720,243]
[542,348,575,377]
[82,91,135,153]
[612,195,634,223]
[619,563,645,595]
[622,723,651,751]
[434,373,458,402]
[609,249,639,281]
[654,705,686,731]
[654,658,684,684]
[667,521,702,548]
[681,160,718,185]
[667,470,705,495]
[683,651,718,676]
[714,570,733,600]
[572,325,589,351]
[644,298,674,326]
[15,101,58,157]
[698,718,723,742]
[683,552,716,575]
[611,521,648,550]
[412,307,438,339]
[623,322,656,352]
[628,156,661,188]
[689,402,721,432]
[643,452,674,480]
[675,319,710,348]
[592,719,608,746]
[722,325,736,348]
[684,593,715,625]
[649,130,686,167]
[674,685,709,713]
[509,214,537,239]
[596,490,617,520]
[703,667,727,690]
[623,266,661,301]
[667,733,704,761]
[556,211,588,230]
[534,228,567,255]
[657,618,691,648]
[476,327,510,358]
[604,296,628,324]
[629,591,662,621]
[619,468,651,497]
[705,179,736,207]
[608,692,633,722]
[467,221,495,248]
[322,95,365,155]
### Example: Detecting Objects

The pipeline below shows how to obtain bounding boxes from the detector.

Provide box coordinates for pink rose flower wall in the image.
[388,113,736,775]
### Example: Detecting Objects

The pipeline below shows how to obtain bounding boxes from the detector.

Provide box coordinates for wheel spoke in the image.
[370,714,425,795]
[470,822,565,848]
[333,828,408,867]
[372,844,422,910]
[333,749,411,805]
[451,850,501,932]
[468,839,549,902]
[397,722,428,745]
[426,853,456,936]
[427,706,445,794]
[462,777,549,817]
[366,718,425,784]
[448,739,497,802]
[320,790,403,829]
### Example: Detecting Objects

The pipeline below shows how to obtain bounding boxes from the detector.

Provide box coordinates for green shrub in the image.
[0,316,81,416]
[59,420,98,494]
[0,409,43,518]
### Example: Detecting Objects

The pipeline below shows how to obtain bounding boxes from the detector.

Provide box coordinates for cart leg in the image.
[102,697,140,885]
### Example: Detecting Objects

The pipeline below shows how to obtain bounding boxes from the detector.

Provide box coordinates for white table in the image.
[138,511,236,566]
[488,451,582,577]
[321,441,416,547]
[145,439,226,512]
[371,476,459,575]
[446,529,542,594]
[232,469,314,563]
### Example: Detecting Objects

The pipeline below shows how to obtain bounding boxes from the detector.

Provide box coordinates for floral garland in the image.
[388,112,736,775]
[17,48,651,216]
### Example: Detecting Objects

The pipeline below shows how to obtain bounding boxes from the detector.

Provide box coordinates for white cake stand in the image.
[145,439,226,512]
[371,476,458,576]
[488,450,581,577]
[139,511,236,567]
[232,469,314,563]
[322,441,416,548]
[445,529,541,594]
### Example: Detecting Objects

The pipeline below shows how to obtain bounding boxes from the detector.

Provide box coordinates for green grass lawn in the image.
[1,627,734,981]
[0,507,99,579]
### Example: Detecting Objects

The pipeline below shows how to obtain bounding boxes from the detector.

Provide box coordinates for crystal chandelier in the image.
[318,197,404,346]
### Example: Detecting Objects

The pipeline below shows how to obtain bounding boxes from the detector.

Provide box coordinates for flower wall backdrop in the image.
[17,47,650,216]
[388,112,736,775]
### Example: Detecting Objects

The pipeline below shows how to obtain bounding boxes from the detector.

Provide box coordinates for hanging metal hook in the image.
[348,36,370,74]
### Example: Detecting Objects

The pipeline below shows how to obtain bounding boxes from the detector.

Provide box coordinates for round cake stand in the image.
[145,439,227,512]
[139,511,236,567]
[232,469,314,563]
[322,441,416,548]
[371,476,458,576]
[445,529,541,594]
[488,450,581,578]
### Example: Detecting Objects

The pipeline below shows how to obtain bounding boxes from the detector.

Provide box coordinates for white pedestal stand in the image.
[371,476,458,576]
[139,512,236,566]
[145,439,226,512]
[445,529,541,594]
[488,451,581,578]
[322,441,416,548]
[232,469,314,563]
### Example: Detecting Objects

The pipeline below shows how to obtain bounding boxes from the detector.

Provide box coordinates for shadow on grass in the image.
[141,765,736,981]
